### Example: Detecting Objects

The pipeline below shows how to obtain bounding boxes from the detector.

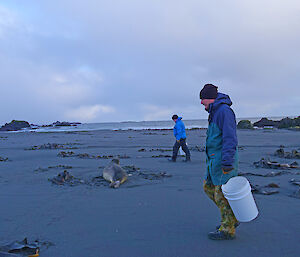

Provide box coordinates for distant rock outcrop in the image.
[277,117,300,129]
[40,121,81,128]
[237,120,254,129]
[253,118,280,128]
[253,116,300,129]
[0,120,31,131]
[52,121,80,127]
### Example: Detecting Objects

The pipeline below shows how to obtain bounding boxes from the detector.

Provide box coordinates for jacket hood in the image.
[208,93,232,113]
[177,117,182,121]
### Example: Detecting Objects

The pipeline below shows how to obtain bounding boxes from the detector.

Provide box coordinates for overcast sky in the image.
[0,0,300,124]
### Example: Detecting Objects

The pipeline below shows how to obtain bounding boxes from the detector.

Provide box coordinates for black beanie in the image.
[199,84,218,99]
[172,114,178,120]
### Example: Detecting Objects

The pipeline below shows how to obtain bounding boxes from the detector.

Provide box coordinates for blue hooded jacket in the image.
[173,117,186,140]
[205,93,238,185]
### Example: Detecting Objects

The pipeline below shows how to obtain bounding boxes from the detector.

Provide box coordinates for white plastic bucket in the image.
[179,147,185,156]
[179,143,188,156]
[221,176,258,222]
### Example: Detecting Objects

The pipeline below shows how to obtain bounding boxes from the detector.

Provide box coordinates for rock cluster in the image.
[251,183,280,195]
[50,170,73,185]
[253,116,300,128]
[236,116,300,129]
[253,158,299,169]
[26,143,79,150]
[274,148,300,159]
[0,237,50,256]
[41,121,81,127]
[0,120,30,131]
[57,151,130,159]
[0,120,82,131]
[253,118,279,127]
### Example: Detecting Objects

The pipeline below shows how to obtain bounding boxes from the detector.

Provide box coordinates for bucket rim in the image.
[223,190,252,200]
[221,176,250,196]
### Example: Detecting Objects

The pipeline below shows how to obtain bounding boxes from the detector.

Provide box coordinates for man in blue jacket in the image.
[200,84,239,240]
[169,114,191,162]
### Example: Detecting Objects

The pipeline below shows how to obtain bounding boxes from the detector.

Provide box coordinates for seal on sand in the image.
[102,159,128,188]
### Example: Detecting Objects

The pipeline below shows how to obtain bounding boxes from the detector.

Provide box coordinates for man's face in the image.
[172,119,177,123]
[201,99,215,111]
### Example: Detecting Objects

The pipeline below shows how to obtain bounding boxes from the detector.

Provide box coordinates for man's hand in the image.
[176,140,180,143]
[222,166,234,174]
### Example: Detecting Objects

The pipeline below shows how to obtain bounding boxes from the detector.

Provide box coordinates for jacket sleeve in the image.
[216,106,237,167]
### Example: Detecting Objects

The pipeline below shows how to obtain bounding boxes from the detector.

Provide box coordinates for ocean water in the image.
[13,117,287,133]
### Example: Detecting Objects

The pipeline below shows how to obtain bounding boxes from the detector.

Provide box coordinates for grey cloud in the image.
[0,1,300,124]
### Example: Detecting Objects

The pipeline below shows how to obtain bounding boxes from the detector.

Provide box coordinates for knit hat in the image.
[172,114,178,120]
[199,84,218,99]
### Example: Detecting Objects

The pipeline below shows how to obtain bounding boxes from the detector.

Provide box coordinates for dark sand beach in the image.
[0,128,300,257]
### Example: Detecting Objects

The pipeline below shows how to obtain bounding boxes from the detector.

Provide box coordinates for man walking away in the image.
[169,114,191,162]
[200,84,239,240]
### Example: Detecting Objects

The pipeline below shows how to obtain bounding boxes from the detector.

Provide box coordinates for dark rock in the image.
[123,165,141,172]
[189,146,205,152]
[25,143,79,150]
[253,118,279,128]
[274,148,285,158]
[274,148,300,159]
[34,167,49,173]
[57,151,75,157]
[266,183,280,188]
[251,184,279,195]
[50,171,94,187]
[0,120,30,131]
[0,238,39,256]
[239,170,291,177]
[34,165,73,173]
[253,116,300,129]
[278,116,300,129]
[137,171,172,180]
[253,158,300,170]
[39,121,81,127]
[237,120,253,129]
[57,151,130,159]
[149,148,172,152]
[53,121,72,127]
[143,132,158,135]
[0,156,9,162]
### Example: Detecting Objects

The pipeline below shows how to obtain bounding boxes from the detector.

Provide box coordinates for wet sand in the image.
[0,128,299,257]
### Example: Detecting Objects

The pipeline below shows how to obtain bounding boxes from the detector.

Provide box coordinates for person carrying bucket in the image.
[200,84,239,240]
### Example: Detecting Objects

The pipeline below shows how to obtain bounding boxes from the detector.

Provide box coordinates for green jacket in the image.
[205,93,238,185]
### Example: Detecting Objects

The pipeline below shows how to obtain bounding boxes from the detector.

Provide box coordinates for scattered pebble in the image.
[57,151,130,159]
[0,156,9,162]
[25,143,80,150]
